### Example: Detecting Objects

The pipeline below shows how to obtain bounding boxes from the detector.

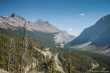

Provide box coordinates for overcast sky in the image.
[0,0,110,36]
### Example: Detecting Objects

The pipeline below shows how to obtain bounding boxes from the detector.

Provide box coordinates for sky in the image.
[0,0,110,36]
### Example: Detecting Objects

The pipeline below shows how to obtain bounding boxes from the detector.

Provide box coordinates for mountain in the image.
[0,15,74,48]
[32,19,59,33]
[33,19,75,47]
[32,19,74,47]
[0,14,110,73]
[65,14,110,55]
[54,31,74,47]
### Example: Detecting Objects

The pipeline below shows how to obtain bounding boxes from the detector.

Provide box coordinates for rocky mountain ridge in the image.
[65,14,110,56]
[0,15,74,48]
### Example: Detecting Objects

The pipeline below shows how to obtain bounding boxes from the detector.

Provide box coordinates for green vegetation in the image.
[59,49,110,73]
[0,27,110,73]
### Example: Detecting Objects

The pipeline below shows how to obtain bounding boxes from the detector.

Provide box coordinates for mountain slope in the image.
[54,31,74,45]
[65,14,110,55]
[32,20,74,47]
[32,19,59,33]
[0,15,73,48]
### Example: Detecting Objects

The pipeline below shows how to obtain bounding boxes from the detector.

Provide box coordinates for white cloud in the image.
[80,13,85,16]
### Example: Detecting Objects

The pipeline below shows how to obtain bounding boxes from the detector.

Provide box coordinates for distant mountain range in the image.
[65,14,110,56]
[0,14,74,48]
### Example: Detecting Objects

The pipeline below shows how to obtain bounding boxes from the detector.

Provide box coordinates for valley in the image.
[0,14,110,73]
